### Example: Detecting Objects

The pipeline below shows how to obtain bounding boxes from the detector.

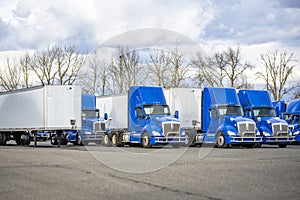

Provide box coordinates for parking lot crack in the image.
[108,173,222,200]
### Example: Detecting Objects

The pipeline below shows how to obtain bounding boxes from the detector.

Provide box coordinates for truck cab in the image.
[98,86,187,148]
[65,94,107,145]
[238,90,293,148]
[126,86,186,147]
[273,99,300,143]
[202,88,262,147]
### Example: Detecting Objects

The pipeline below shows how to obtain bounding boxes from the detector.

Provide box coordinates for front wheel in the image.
[142,132,151,148]
[216,133,228,148]
[76,133,83,146]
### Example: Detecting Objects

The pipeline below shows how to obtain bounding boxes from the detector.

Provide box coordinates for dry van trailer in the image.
[0,85,82,146]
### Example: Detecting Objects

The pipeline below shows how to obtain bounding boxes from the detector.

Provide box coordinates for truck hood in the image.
[225,116,254,123]
[258,116,287,125]
[152,115,180,123]
[223,116,255,129]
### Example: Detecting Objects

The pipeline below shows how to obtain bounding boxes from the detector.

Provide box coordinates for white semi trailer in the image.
[164,88,202,145]
[0,85,82,147]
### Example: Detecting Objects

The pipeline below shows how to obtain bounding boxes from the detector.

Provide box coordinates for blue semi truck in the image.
[273,99,300,143]
[51,94,107,145]
[238,90,293,148]
[96,86,187,148]
[66,94,107,145]
[164,87,262,148]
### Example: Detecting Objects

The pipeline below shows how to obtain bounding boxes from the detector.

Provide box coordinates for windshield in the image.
[253,107,276,117]
[217,105,244,116]
[144,105,170,115]
[82,110,99,118]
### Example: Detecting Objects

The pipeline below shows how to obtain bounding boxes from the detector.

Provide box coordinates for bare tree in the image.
[108,47,142,93]
[147,49,170,87]
[191,46,252,88]
[29,44,84,86]
[291,84,300,99]
[29,46,56,85]
[167,47,188,88]
[80,52,109,95]
[257,50,298,100]
[109,48,126,93]
[122,48,141,89]
[191,52,226,87]
[19,53,32,88]
[0,58,21,91]
[222,47,253,89]
[55,44,85,85]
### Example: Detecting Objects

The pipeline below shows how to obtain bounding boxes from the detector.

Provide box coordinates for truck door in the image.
[135,107,145,132]
[208,107,220,133]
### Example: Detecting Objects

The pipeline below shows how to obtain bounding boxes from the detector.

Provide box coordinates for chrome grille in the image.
[94,121,106,132]
[237,122,256,137]
[162,122,180,136]
[272,123,288,137]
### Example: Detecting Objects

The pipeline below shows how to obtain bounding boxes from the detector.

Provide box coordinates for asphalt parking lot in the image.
[0,143,299,200]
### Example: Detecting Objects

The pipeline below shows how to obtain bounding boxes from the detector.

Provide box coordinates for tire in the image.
[184,133,195,147]
[255,143,262,148]
[141,132,151,148]
[51,136,58,145]
[76,133,83,146]
[0,133,3,145]
[25,139,30,145]
[111,134,117,146]
[216,132,228,148]
[278,144,287,148]
[51,139,58,145]
[15,135,21,146]
[116,132,124,147]
[103,134,111,146]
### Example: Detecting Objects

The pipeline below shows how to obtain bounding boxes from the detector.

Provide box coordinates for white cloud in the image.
[0,0,299,89]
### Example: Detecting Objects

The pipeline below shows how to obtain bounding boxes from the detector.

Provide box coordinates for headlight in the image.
[152,131,161,136]
[293,131,299,136]
[84,131,92,135]
[262,131,270,137]
[227,130,236,136]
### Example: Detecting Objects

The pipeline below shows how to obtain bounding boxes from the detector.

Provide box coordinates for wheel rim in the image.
[104,134,108,145]
[77,135,82,145]
[185,134,190,145]
[143,136,149,147]
[112,135,117,145]
[217,135,225,146]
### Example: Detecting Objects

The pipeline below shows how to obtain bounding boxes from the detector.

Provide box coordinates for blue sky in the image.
[0,0,299,91]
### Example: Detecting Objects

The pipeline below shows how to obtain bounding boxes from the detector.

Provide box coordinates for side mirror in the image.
[174,110,179,119]
[292,115,297,123]
[82,113,86,121]
[104,113,108,120]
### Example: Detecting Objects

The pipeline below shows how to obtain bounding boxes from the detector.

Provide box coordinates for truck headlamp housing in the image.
[262,131,270,137]
[84,131,92,135]
[256,131,261,136]
[227,130,236,136]
[152,131,161,136]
